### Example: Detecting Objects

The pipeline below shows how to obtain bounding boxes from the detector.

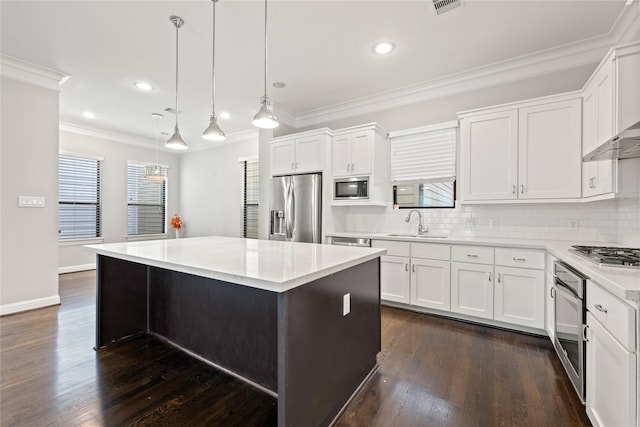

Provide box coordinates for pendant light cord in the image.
[173,18,181,128]
[154,116,159,164]
[212,0,217,113]
[263,0,268,99]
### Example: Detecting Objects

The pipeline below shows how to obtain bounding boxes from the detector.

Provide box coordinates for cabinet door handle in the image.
[582,324,589,342]
[550,287,555,299]
[497,273,501,283]
[512,184,516,194]
[466,254,478,258]
[351,163,355,172]
[594,304,608,313]
[513,257,526,262]
[488,272,492,282]
[520,184,525,194]
[412,264,416,273]
[347,163,351,172]
[405,263,408,272]
[294,162,298,170]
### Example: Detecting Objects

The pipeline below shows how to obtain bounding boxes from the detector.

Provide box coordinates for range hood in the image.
[583,121,640,161]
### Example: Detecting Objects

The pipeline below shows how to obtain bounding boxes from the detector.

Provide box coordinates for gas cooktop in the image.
[570,245,639,268]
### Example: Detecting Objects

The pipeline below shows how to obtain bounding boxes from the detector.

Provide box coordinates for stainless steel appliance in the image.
[330,237,371,247]
[570,245,639,268]
[553,261,589,403]
[333,176,369,200]
[269,173,322,243]
[583,120,640,161]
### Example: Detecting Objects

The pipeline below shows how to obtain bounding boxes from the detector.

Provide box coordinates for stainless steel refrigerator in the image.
[269,173,322,243]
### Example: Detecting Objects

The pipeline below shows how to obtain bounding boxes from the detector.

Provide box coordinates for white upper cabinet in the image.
[518,98,582,199]
[582,83,614,197]
[332,129,376,177]
[460,94,582,202]
[461,110,518,201]
[270,129,331,176]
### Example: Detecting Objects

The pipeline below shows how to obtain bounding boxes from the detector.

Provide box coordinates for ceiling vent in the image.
[432,0,461,15]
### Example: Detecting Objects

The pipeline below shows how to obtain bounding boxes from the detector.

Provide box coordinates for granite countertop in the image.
[87,236,385,293]
[327,232,640,304]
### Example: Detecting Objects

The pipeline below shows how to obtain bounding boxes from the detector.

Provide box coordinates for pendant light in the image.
[252,0,279,129]
[145,113,168,184]
[202,0,226,141]
[166,15,188,150]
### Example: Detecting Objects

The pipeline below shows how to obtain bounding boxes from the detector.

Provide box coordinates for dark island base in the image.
[95,255,381,427]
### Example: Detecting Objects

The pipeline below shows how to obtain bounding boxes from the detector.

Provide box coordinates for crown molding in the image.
[295,34,614,128]
[272,104,297,128]
[611,1,640,43]
[186,127,260,153]
[0,54,69,91]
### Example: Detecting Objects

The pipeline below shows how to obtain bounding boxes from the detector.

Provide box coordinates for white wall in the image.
[1,76,60,314]
[180,136,258,238]
[59,130,181,271]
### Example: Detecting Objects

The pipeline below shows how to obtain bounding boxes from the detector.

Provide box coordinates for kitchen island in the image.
[86,236,385,427]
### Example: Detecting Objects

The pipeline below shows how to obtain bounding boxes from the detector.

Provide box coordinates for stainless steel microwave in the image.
[333,176,369,200]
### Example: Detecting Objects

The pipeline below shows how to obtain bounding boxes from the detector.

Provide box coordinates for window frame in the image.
[126,161,168,237]
[58,152,103,242]
[241,158,259,239]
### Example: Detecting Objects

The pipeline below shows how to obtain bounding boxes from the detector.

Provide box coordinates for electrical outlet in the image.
[464,218,475,228]
[343,293,351,316]
[18,196,46,207]
[568,219,578,230]
[489,219,498,228]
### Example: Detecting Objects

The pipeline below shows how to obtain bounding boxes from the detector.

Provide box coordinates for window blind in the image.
[390,124,457,183]
[127,163,166,236]
[58,153,102,240]
[242,160,259,239]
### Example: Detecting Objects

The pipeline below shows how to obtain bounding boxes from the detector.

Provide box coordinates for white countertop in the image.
[86,236,385,293]
[328,232,640,304]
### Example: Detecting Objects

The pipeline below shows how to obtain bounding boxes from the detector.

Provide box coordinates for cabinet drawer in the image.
[410,243,450,261]
[372,240,410,257]
[587,280,636,352]
[495,248,545,270]
[451,245,494,265]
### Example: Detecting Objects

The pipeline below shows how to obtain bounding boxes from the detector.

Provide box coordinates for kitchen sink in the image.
[384,233,448,239]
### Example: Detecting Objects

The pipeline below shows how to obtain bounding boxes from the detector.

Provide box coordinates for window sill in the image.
[59,237,104,247]
[126,234,168,242]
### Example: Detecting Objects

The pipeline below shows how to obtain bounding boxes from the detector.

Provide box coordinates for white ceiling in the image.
[0,0,635,150]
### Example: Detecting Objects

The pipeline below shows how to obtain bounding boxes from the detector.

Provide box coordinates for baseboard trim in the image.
[59,264,96,274]
[0,295,61,316]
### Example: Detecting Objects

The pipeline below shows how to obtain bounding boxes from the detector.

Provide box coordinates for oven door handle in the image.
[554,278,580,300]
[582,324,589,342]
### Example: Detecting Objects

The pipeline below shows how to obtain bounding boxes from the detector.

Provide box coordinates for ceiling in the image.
[0,1,634,150]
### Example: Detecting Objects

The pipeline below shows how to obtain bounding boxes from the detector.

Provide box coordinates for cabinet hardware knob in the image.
[405,264,408,272]
[594,304,608,313]
[497,273,502,283]
[488,272,492,282]
[520,184,525,194]
[550,287,555,298]
[412,264,416,273]
[512,184,516,194]
[582,324,589,342]
[513,257,526,262]
[467,254,478,258]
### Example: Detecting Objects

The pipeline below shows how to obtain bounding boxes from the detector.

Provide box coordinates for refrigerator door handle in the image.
[285,179,294,240]
[289,179,296,240]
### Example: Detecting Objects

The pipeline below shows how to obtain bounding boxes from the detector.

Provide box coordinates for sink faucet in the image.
[405,209,428,235]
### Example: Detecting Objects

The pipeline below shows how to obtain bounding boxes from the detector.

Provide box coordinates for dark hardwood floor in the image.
[0,271,590,427]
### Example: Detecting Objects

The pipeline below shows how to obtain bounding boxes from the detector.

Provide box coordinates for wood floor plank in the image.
[1,271,591,426]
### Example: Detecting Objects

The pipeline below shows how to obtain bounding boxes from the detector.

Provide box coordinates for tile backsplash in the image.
[344,198,640,246]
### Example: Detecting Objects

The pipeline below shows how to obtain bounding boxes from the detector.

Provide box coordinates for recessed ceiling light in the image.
[373,42,395,55]
[135,82,153,91]
[219,112,231,120]
[273,82,286,89]
[83,111,97,119]
[151,113,163,119]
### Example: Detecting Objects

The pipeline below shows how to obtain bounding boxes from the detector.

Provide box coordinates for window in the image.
[58,153,102,240]
[127,163,166,236]
[242,159,259,239]
[389,121,457,208]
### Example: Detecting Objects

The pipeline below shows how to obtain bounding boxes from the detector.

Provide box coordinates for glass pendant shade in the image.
[202,114,226,141]
[166,126,188,150]
[144,164,168,183]
[252,96,279,129]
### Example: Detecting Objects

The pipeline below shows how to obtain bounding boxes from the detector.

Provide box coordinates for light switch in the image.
[19,196,46,208]
[343,293,351,316]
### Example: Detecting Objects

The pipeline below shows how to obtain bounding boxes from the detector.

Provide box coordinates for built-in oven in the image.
[553,261,588,403]
[333,176,369,200]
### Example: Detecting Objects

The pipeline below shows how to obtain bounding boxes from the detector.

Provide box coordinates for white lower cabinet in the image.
[450,262,494,319]
[494,266,544,329]
[380,255,410,304]
[586,312,636,427]
[411,258,451,311]
[545,254,557,340]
